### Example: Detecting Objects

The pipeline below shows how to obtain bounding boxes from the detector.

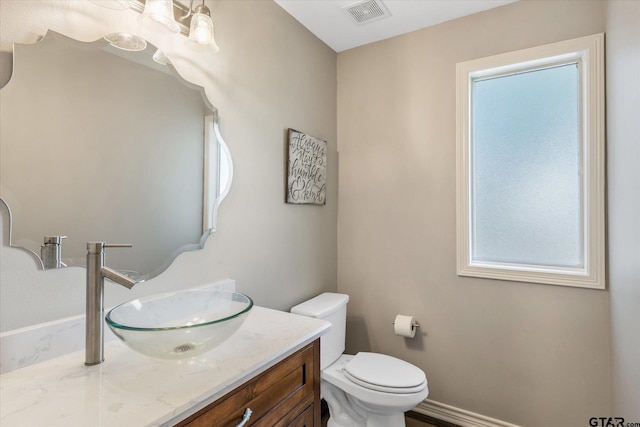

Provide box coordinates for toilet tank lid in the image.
[291,293,349,318]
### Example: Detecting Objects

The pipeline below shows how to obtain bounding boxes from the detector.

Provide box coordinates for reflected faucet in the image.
[85,242,138,366]
[41,235,67,269]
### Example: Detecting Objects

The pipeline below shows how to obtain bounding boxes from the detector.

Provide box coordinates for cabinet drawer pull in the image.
[235,408,252,427]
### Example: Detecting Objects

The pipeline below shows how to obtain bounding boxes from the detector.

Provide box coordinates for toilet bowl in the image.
[323,354,428,427]
[291,293,429,427]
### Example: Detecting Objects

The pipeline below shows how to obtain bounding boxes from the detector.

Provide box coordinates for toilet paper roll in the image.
[394,314,417,338]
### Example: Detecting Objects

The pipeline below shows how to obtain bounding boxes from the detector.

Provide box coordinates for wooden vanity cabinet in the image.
[176,339,320,427]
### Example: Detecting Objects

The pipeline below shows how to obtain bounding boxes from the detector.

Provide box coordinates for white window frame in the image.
[456,33,606,289]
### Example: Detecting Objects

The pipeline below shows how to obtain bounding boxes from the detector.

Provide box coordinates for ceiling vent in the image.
[344,0,391,25]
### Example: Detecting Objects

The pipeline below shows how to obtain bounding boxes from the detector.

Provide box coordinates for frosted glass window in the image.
[471,64,583,267]
[455,34,605,289]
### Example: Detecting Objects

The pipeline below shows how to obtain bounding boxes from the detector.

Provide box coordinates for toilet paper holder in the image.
[392,319,420,329]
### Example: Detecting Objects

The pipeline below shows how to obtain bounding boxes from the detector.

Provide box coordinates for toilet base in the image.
[327,414,405,427]
[323,380,407,427]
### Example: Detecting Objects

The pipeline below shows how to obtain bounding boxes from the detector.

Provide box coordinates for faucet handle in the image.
[87,242,132,254]
[103,243,133,248]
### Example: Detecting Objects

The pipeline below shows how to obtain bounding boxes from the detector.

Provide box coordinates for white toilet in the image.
[291,293,428,427]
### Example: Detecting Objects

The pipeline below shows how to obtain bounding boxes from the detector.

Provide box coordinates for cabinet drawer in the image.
[277,403,314,427]
[178,340,319,427]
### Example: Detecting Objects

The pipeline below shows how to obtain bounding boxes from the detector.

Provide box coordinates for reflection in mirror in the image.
[0,31,232,280]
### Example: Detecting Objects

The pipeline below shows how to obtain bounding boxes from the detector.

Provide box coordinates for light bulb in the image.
[194,25,211,44]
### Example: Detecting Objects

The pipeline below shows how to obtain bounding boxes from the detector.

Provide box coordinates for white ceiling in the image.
[274,0,518,52]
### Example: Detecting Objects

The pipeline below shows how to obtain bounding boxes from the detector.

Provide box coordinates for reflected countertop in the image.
[0,306,330,426]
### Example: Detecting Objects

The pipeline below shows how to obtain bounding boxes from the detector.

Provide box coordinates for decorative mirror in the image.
[0,31,232,280]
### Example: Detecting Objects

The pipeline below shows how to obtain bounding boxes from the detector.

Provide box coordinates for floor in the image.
[405,416,438,427]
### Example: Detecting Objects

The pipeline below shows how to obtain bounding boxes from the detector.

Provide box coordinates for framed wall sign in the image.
[286,129,326,205]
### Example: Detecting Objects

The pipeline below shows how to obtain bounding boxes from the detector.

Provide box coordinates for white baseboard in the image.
[413,399,521,427]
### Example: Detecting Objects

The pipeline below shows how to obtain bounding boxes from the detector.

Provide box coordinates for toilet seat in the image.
[322,354,429,411]
[343,352,427,394]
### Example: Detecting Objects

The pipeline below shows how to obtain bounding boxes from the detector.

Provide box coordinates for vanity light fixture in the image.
[90,0,220,52]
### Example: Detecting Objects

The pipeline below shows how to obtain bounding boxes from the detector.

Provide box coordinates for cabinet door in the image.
[178,339,320,427]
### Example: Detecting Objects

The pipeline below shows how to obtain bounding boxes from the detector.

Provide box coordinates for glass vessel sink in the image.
[106,290,253,359]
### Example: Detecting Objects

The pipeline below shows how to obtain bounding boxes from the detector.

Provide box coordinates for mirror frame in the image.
[0,31,233,280]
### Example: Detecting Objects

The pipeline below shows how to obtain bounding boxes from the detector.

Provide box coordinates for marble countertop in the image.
[0,306,330,426]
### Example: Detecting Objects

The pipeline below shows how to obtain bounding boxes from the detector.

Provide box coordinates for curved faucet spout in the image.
[101,267,137,289]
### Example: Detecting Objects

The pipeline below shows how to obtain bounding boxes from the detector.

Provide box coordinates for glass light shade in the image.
[104,33,147,51]
[186,13,220,52]
[152,48,172,65]
[142,0,180,33]
[208,35,220,53]
[90,0,130,10]
[188,12,214,45]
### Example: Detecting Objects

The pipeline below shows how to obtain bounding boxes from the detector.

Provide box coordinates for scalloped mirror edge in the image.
[0,30,233,281]
[0,197,45,270]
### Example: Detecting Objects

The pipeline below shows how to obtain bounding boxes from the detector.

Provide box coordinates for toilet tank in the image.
[291,293,349,370]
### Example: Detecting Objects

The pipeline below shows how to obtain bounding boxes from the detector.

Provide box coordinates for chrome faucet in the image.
[41,235,67,269]
[85,242,138,366]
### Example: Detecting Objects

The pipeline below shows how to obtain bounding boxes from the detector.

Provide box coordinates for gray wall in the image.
[0,0,338,331]
[337,1,612,426]
[606,0,640,420]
